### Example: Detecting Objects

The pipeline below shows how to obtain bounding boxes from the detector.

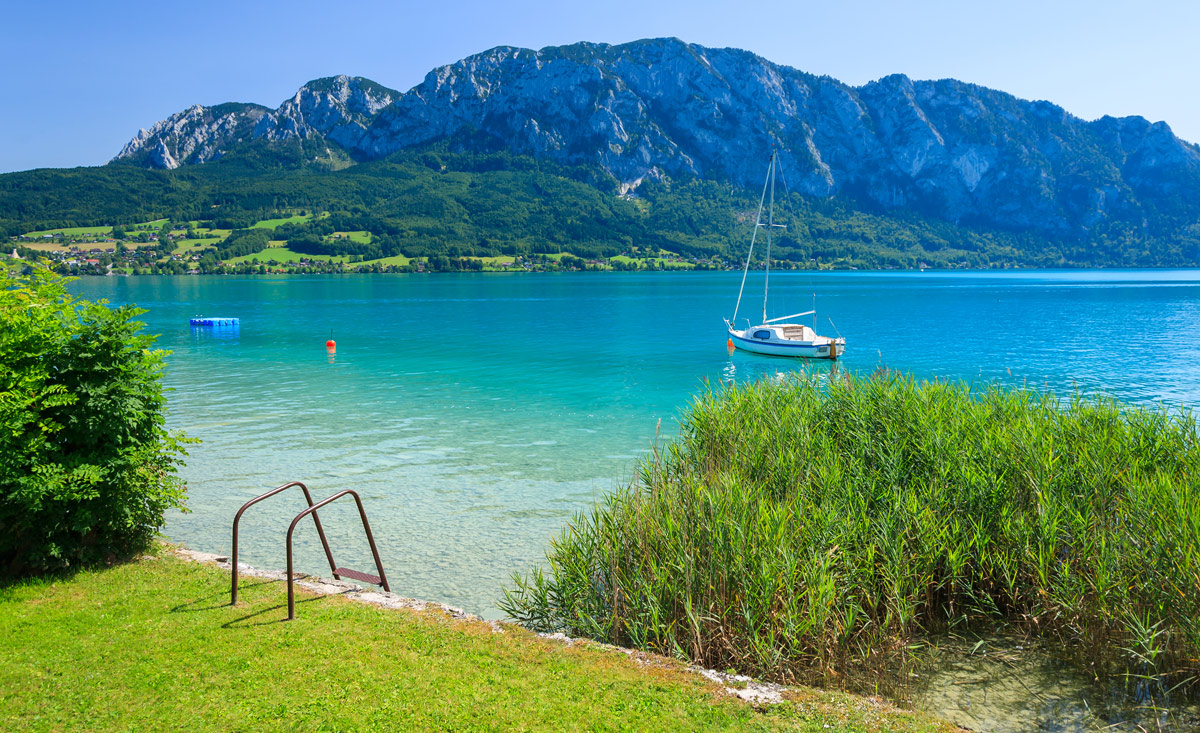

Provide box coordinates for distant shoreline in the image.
[46,264,1200,278]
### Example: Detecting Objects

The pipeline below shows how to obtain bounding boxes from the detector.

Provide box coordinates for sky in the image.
[1,0,1197,173]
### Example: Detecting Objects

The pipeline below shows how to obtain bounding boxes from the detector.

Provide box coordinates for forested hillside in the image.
[6,147,1198,269]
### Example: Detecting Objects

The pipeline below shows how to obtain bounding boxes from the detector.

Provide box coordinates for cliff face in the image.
[114,102,270,169]
[114,76,396,168]
[254,75,398,150]
[113,38,1200,234]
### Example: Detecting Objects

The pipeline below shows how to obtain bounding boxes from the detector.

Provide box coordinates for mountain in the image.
[115,76,399,169]
[111,39,1200,238]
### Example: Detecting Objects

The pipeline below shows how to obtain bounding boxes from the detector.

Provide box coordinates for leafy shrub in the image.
[0,262,190,576]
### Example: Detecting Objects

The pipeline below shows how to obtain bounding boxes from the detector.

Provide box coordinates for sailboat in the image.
[724,150,846,359]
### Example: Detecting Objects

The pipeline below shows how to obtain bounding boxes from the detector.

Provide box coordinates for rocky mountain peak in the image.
[112,38,1200,235]
[255,75,399,149]
[114,102,269,169]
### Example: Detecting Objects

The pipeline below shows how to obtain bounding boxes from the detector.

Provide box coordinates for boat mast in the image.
[762,151,776,325]
[731,154,775,326]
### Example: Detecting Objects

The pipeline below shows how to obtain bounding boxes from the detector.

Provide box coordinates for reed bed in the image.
[501,373,1200,683]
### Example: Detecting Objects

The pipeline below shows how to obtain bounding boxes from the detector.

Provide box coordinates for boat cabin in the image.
[748,323,816,343]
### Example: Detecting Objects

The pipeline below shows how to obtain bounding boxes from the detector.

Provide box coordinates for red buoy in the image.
[326,339,336,351]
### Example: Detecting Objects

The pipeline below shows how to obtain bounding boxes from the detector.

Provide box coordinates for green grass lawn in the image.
[353,253,412,268]
[331,230,371,243]
[21,225,112,237]
[0,552,953,732]
[227,245,351,265]
[251,214,312,230]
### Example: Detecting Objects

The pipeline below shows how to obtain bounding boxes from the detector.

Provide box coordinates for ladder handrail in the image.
[230,481,339,606]
[285,489,390,620]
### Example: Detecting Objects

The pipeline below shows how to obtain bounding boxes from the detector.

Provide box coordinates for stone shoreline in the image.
[171,546,790,706]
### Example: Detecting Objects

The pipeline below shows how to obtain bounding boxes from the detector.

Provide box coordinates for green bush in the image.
[0,261,189,576]
[502,373,1200,682]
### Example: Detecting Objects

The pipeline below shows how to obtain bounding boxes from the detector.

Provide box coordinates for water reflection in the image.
[190,324,240,341]
[723,358,846,396]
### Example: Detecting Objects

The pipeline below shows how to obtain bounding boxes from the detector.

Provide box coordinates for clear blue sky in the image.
[2,0,1196,173]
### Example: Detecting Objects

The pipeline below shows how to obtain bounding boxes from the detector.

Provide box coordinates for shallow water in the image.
[69,269,1200,621]
[899,636,1200,732]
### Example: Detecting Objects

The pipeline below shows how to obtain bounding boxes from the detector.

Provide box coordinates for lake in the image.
[69,269,1200,730]
[69,269,1200,618]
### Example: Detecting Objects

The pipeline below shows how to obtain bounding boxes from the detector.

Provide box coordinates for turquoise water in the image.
[69,270,1200,618]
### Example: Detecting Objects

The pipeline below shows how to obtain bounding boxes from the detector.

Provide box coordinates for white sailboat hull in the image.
[728,326,845,359]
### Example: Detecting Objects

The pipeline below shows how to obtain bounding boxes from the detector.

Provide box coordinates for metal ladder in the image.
[230,481,390,620]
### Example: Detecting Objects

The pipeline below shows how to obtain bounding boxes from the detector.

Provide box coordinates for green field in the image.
[351,253,411,268]
[127,218,168,230]
[227,245,352,265]
[331,230,371,243]
[0,551,952,731]
[21,225,112,237]
[250,213,313,230]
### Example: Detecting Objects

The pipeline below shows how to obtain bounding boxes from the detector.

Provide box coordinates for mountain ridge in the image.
[112,38,1200,239]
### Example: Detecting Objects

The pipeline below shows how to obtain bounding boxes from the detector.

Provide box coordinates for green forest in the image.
[4,145,1199,271]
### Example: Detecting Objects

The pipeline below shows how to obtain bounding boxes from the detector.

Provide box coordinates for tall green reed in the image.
[501,373,1200,683]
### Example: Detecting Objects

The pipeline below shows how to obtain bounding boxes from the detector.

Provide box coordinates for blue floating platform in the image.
[190,317,240,327]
